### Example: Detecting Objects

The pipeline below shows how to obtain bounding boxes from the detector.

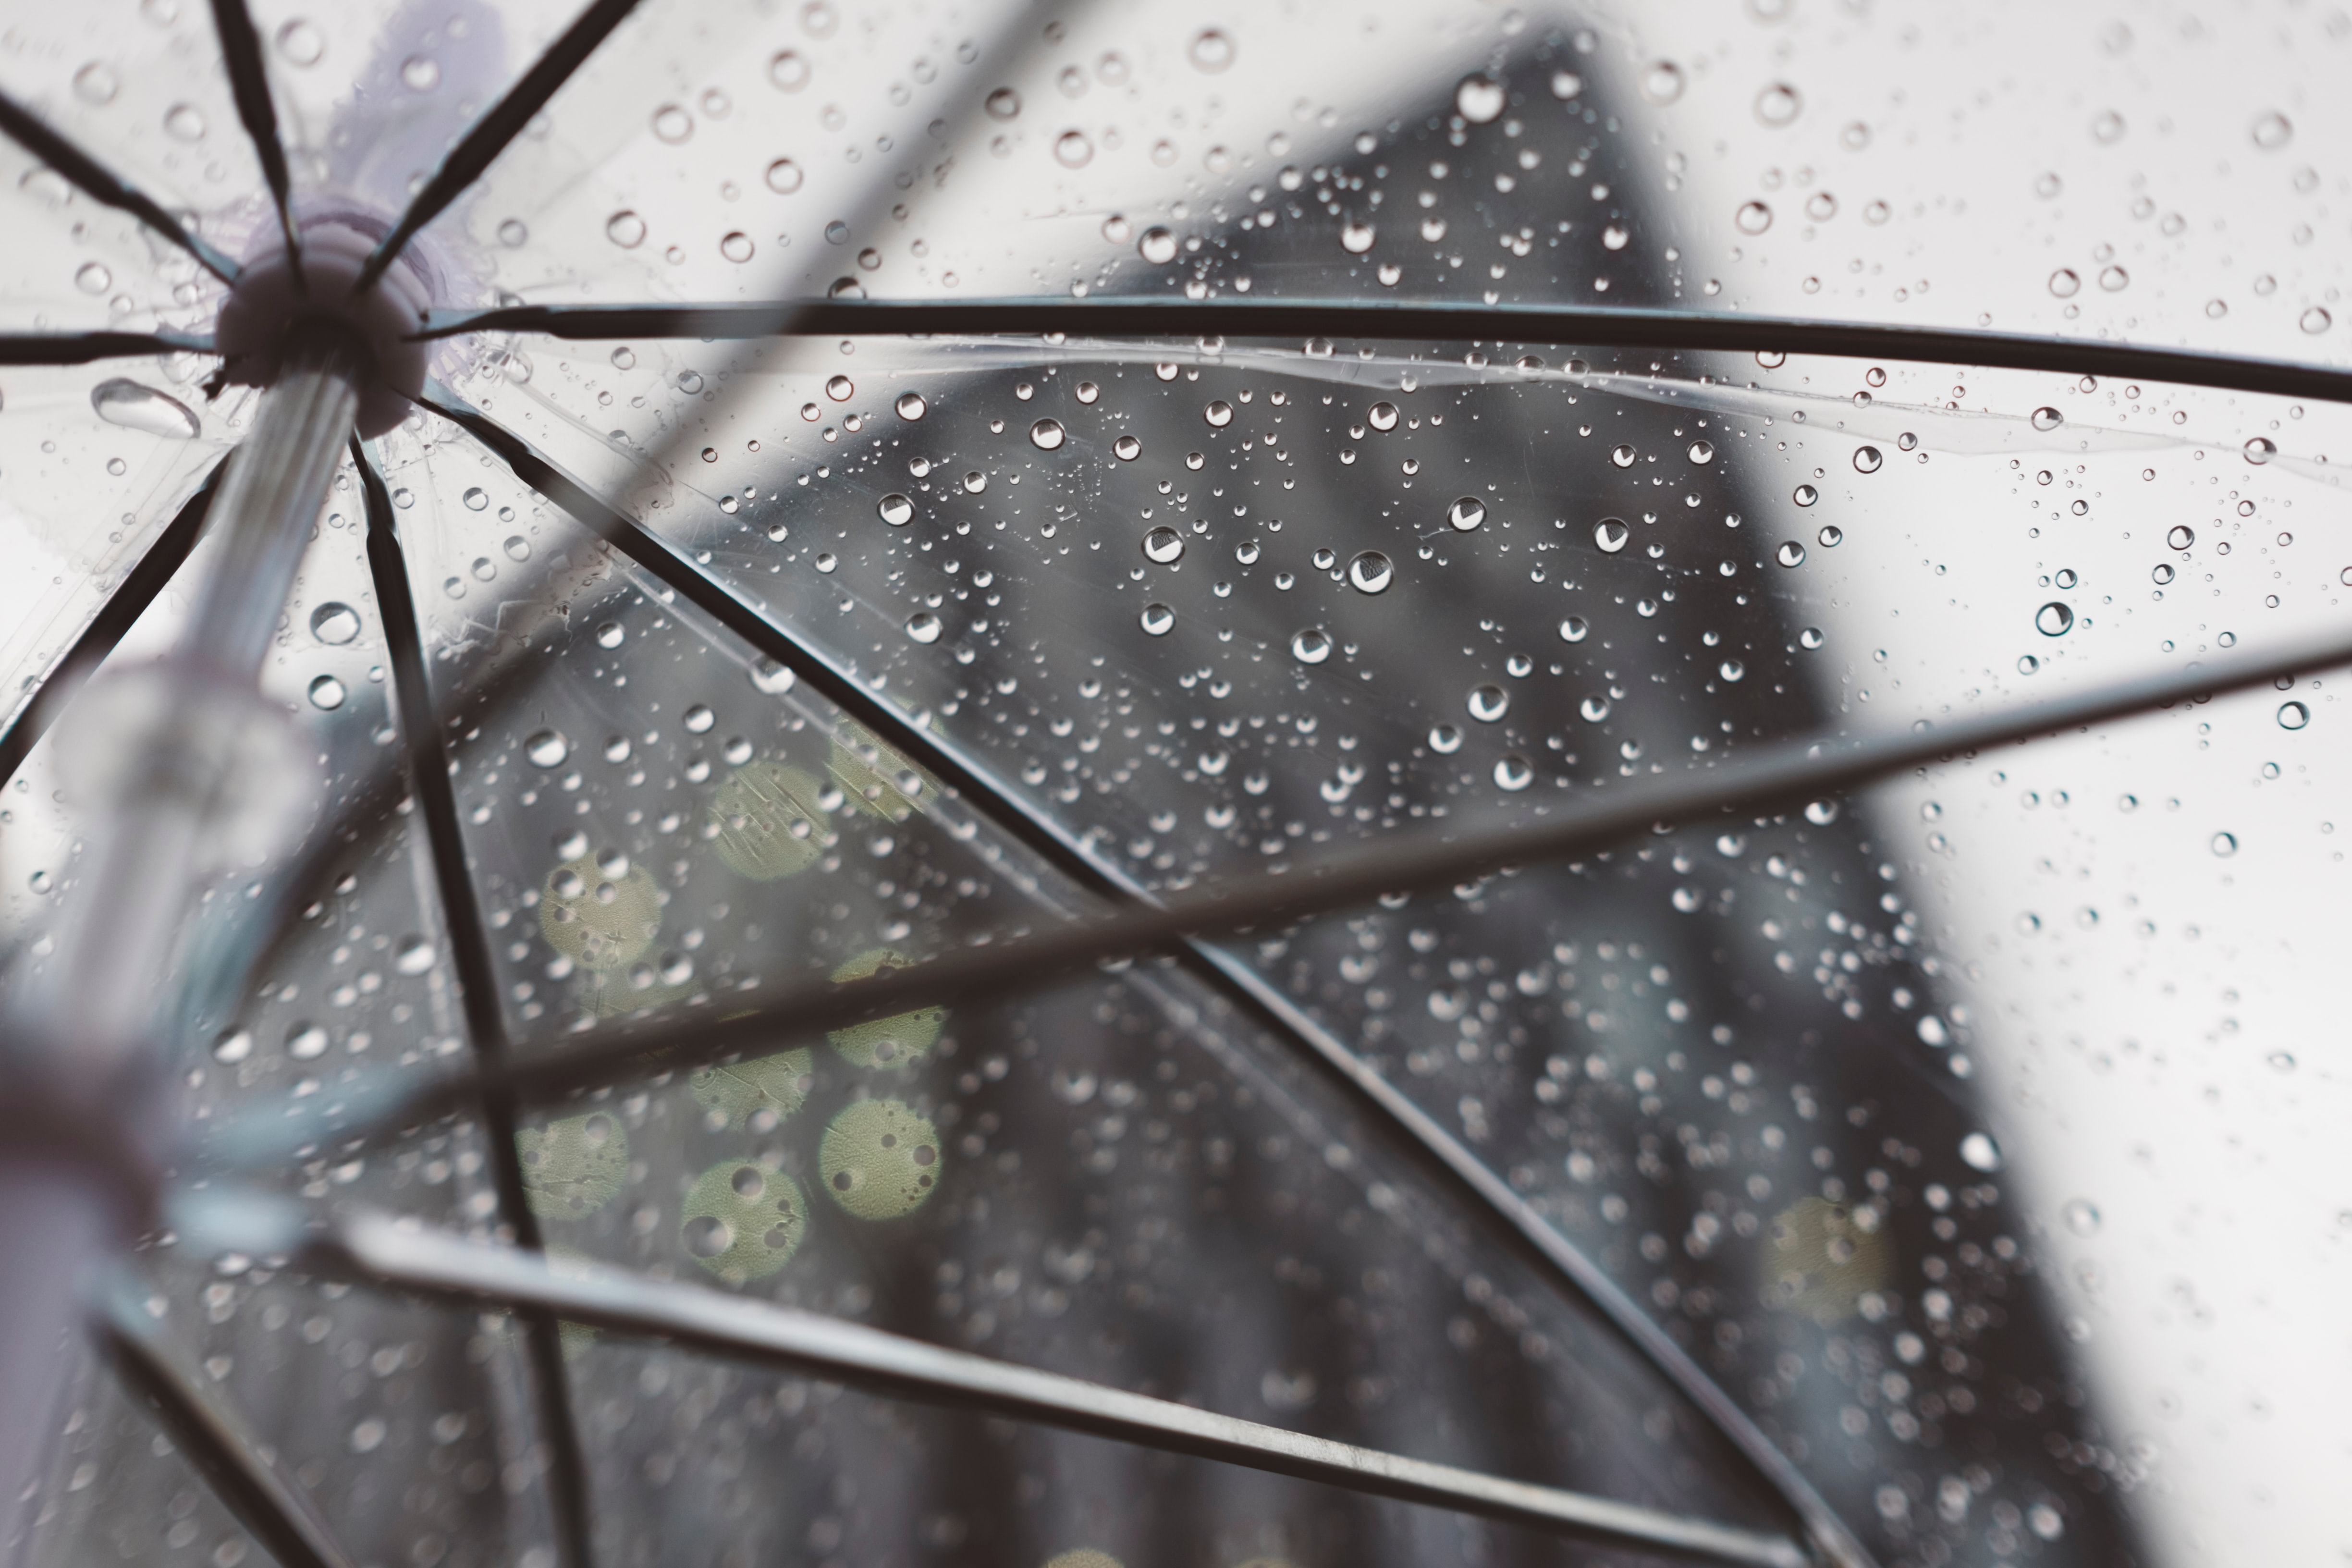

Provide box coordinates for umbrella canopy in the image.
[0,5,2345,1568]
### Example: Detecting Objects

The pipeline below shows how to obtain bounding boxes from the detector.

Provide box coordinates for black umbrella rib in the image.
[0,89,239,284]
[315,1214,1809,1568]
[353,440,597,1568]
[96,1284,362,1568]
[0,330,214,365]
[0,462,222,788]
[352,0,643,299]
[206,0,303,286]
[416,296,2352,406]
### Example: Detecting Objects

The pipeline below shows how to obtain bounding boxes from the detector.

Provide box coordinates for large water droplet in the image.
[1368,402,1399,431]
[1455,74,1506,124]
[2035,601,2074,637]
[1593,518,1629,553]
[651,104,693,143]
[1734,200,1773,234]
[720,232,755,263]
[1494,754,1533,792]
[1290,627,1332,665]
[306,674,346,710]
[1139,226,1177,264]
[525,729,570,767]
[1580,695,1611,723]
[2061,1199,2101,1236]
[1609,443,1637,468]
[394,935,435,975]
[1428,723,1462,754]
[766,158,805,194]
[2278,700,2311,731]
[1853,445,1882,473]
[1446,496,1486,531]
[2048,268,2081,298]
[1754,82,1801,126]
[1113,435,1141,461]
[596,622,625,649]
[1791,483,1818,507]
[905,611,942,645]
[2211,830,2238,857]
[1139,602,1175,636]
[72,63,118,104]
[1776,540,1807,568]
[2244,436,2277,465]
[2251,110,2292,149]
[211,1028,253,1064]
[275,19,324,66]
[309,602,360,644]
[1641,60,1684,103]
[1204,401,1234,428]
[1347,550,1392,594]
[163,103,206,140]
[1142,525,1185,564]
[400,55,441,92]
[2168,525,2195,550]
[1959,1131,2002,1172]
[1689,440,1715,465]
[769,49,810,89]
[1467,684,1508,723]
[2031,406,2064,432]
[1053,129,1093,167]
[1340,220,1376,255]
[894,391,925,421]
[877,493,913,526]
[287,1022,329,1060]
[683,704,715,734]
[1558,615,1589,643]
[91,378,199,439]
[1029,417,1066,451]
[1187,28,1235,72]
[1817,525,1843,548]
[607,210,647,248]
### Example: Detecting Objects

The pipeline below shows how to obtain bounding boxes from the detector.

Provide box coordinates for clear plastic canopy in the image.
[0,5,2346,1568]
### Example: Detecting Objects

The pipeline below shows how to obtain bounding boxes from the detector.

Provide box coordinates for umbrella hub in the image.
[213,221,431,438]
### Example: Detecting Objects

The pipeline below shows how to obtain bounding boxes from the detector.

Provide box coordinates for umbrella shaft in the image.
[184,327,365,677]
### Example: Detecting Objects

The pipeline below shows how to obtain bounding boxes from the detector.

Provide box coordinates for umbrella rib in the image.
[416,296,2352,406]
[0,462,223,788]
[307,1212,1808,1568]
[352,439,598,1568]
[413,383,1866,1560]
[351,0,644,299]
[0,330,215,365]
[0,88,239,284]
[206,0,304,287]
[95,1281,364,1568]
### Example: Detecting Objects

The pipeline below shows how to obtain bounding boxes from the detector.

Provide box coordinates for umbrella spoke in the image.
[0,461,223,788]
[0,89,240,284]
[352,0,645,299]
[96,1281,365,1568]
[302,1211,1809,1568]
[0,330,213,365]
[205,0,304,287]
[353,440,598,1568]
[416,296,2352,405]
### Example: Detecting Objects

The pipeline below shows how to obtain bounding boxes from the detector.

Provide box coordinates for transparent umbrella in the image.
[0,6,2346,1568]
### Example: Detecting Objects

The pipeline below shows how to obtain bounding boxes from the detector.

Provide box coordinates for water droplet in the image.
[163,103,205,140]
[2055,568,2078,589]
[2211,830,2238,857]
[1290,627,1332,665]
[1580,695,1611,723]
[984,86,1020,119]
[91,378,199,439]
[1817,525,1843,548]
[1718,659,1746,683]
[525,730,570,767]
[1594,518,1629,553]
[451,486,485,513]
[1641,60,1684,104]
[1361,403,1400,435]
[1053,129,1093,167]
[2035,601,2073,636]
[2151,563,2174,585]
[1791,484,1819,508]
[1551,70,1583,99]
[1347,550,1392,594]
[2031,406,2064,432]
[497,219,529,248]
[720,230,755,263]
[750,660,794,695]
[651,103,693,143]
[1799,627,1825,649]
[2098,264,2130,292]
[876,493,914,527]
[1689,440,1715,464]
[2167,525,2195,549]
[1139,602,1175,636]
[2244,436,2277,465]
[310,602,360,644]
[2278,700,2309,731]
[395,54,440,92]
[72,62,119,104]
[1446,496,1486,531]
[274,19,324,66]
[961,471,986,493]
[885,392,926,425]
[2061,1198,2101,1236]
[2251,110,2293,149]
[1734,200,1773,235]
[1804,799,1841,826]
[394,935,434,976]
[1754,83,1801,126]
[1138,226,1177,264]
[1776,540,1807,568]
[1428,723,1463,754]
[1455,74,1506,124]
[74,260,113,295]
[682,705,716,735]
[287,1022,329,1060]
[1204,401,1234,428]
[1959,1131,2002,1172]
[2302,306,2333,335]
[1188,28,1235,73]
[2048,268,2082,298]
[1494,754,1533,791]
[1136,525,1186,565]
[607,210,647,248]
[905,611,942,645]
[1113,434,1141,461]
[1467,684,1508,723]
[211,1028,253,1063]
[1558,615,1589,643]
[764,158,805,196]
[769,48,810,90]
[1029,417,1066,451]
[596,622,625,649]
[1339,220,1376,255]
[1852,445,1882,473]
